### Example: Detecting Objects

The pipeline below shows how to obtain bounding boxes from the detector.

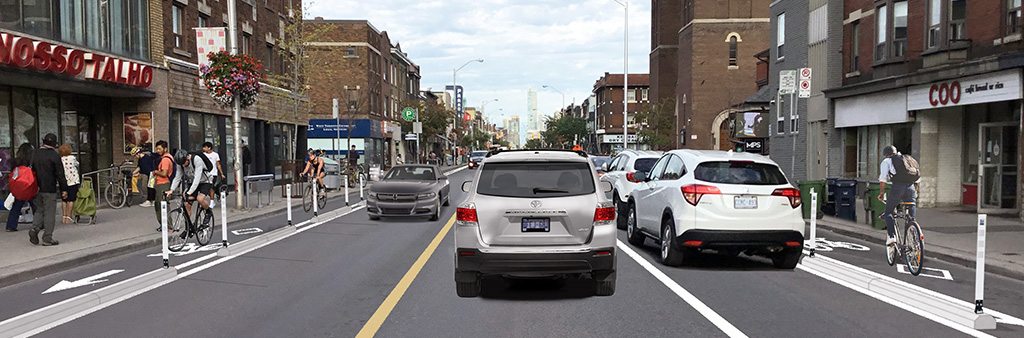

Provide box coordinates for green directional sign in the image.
[402,107,416,121]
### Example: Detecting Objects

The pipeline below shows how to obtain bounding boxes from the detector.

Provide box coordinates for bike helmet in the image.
[174,149,190,166]
[882,145,897,157]
[131,147,144,156]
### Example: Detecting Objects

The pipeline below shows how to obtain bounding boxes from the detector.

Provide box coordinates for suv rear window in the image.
[471,151,488,157]
[694,161,788,185]
[633,158,657,172]
[477,162,595,198]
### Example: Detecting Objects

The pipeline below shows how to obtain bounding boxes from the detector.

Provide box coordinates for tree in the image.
[271,0,335,123]
[636,98,677,151]
[542,114,588,148]
[524,138,544,149]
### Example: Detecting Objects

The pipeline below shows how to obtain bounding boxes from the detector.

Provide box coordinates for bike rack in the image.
[243,174,275,209]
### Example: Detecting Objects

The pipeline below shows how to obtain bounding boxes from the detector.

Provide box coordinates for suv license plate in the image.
[734,196,757,209]
[522,218,550,232]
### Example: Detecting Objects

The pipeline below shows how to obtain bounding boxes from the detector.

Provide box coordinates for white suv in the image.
[599,150,662,229]
[625,150,804,269]
[454,150,617,297]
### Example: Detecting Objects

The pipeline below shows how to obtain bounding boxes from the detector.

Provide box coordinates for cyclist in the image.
[174,149,215,225]
[300,149,325,189]
[877,145,919,246]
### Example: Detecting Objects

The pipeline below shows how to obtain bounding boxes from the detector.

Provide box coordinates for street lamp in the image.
[542,85,566,111]
[612,0,628,150]
[453,59,483,162]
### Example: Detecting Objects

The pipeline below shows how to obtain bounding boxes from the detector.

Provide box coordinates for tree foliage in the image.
[636,98,677,151]
[396,99,455,139]
[541,114,588,148]
[524,138,544,149]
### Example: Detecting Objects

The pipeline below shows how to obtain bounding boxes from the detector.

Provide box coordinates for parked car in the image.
[366,165,450,221]
[624,150,804,269]
[589,155,612,177]
[468,150,488,169]
[454,149,617,297]
[599,150,663,229]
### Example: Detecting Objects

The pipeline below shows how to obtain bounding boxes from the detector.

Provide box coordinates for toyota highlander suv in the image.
[599,150,662,229]
[625,150,804,269]
[454,149,617,297]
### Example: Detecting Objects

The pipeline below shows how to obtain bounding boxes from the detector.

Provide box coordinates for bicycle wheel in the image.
[358,172,368,188]
[905,223,924,276]
[302,185,313,212]
[167,209,188,252]
[317,187,327,210]
[105,183,127,209]
[196,208,214,246]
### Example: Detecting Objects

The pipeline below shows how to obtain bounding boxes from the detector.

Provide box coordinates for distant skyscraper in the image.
[508,115,521,148]
[527,88,539,131]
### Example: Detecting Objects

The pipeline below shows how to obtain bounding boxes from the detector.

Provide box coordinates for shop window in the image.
[851,21,861,72]
[37,91,60,146]
[928,0,941,49]
[188,113,204,151]
[12,88,37,147]
[950,0,966,41]
[893,1,907,57]
[777,13,785,59]
[876,4,887,61]
[172,5,184,48]
[1009,0,1022,35]
[60,0,85,45]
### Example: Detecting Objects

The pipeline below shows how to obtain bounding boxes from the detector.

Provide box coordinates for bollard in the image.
[221,193,228,248]
[286,184,293,226]
[809,188,817,257]
[360,174,365,200]
[313,180,319,218]
[976,214,987,314]
[345,178,350,206]
[161,201,169,269]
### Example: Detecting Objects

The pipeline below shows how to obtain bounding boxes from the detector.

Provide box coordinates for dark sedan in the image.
[468,150,488,169]
[367,165,451,221]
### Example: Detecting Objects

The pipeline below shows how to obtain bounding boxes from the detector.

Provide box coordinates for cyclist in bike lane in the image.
[300,149,325,189]
[175,150,216,226]
[877,145,920,246]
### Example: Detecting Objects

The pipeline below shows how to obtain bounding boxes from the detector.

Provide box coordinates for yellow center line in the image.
[355,213,457,338]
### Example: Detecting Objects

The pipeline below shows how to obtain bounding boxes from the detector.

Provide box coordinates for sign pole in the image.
[416,108,421,164]
[976,214,987,314]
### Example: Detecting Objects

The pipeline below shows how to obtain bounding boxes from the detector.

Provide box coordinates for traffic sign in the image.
[799,68,812,80]
[779,70,797,94]
[405,133,418,141]
[402,107,416,121]
[798,68,812,98]
[413,122,423,134]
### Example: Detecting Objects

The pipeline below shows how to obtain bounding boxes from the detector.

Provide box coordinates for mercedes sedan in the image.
[367,165,451,221]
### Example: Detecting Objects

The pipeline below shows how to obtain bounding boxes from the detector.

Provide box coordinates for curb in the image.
[813,219,1024,281]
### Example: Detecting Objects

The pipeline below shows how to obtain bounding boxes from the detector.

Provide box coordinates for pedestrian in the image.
[58,144,80,225]
[131,146,157,207]
[29,134,68,246]
[241,140,252,179]
[395,153,403,166]
[5,143,35,232]
[202,142,225,207]
[347,145,360,168]
[151,141,175,230]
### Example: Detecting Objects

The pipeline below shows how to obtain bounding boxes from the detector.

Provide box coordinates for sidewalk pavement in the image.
[0,165,463,288]
[815,205,1024,280]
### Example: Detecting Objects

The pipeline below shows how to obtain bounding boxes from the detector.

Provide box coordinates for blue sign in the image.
[445,85,464,112]
[307,119,383,139]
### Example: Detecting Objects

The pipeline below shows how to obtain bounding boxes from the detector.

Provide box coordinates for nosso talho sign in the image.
[0,31,154,88]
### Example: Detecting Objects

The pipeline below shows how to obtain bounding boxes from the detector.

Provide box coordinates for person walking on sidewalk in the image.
[29,134,68,246]
[878,145,920,246]
[152,141,175,230]
[132,146,157,207]
[58,144,80,225]
[5,143,35,232]
[202,142,225,207]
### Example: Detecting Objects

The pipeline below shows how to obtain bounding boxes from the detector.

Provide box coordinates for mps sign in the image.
[907,70,1022,110]
[738,138,765,154]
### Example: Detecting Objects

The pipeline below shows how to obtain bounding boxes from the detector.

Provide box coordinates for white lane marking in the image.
[617,240,748,338]
[42,270,124,295]
[231,227,263,236]
[896,264,954,281]
[804,237,870,252]
[146,242,223,257]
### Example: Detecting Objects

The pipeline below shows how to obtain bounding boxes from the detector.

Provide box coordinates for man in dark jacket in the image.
[30,134,68,246]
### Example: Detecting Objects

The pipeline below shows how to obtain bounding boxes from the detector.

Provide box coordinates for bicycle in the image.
[104,160,136,209]
[165,193,216,251]
[883,201,925,276]
[344,163,367,189]
[302,174,327,213]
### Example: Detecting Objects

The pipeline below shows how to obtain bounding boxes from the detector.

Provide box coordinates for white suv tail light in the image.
[457,202,478,226]
[772,188,801,208]
[593,202,615,225]
[681,184,721,206]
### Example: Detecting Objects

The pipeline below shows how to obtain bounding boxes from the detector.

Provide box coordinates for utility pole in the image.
[228,0,244,210]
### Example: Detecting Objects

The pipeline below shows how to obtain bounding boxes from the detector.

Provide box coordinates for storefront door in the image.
[978,122,1019,213]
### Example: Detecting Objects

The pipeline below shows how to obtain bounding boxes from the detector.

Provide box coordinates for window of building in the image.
[950,0,966,40]
[266,44,274,70]
[641,88,649,101]
[347,46,355,56]
[729,36,738,67]
[242,34,251,54]
[777,96,786,135]
[893,1,907,57]
[347,89,358,110]
[60,1,85,45]
[199,15,208,28]
[627,89,636,103]
[851,21,861,72]
[172,5,184,48]
[876,4,887,61]
[1010,0,1023,35]
[928,0,941,48]
[777,13,785,59]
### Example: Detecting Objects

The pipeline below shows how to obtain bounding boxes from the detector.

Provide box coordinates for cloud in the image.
[307,0,651,145]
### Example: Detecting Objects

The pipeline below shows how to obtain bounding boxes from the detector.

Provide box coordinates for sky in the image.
[307,0,651,144]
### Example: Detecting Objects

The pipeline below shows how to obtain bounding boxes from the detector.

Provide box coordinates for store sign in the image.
[907,70,1022,110]
[739,138,765,154]
[602,134,638,144]
[0,32,154,88]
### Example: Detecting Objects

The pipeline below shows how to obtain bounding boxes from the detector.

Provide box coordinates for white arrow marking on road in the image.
[42,270,124,294]
[231,227,263,236]
[896,264,954,281]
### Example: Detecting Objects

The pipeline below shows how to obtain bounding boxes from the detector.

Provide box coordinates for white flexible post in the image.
[809,188,817,257]
[345,177,350,206]
[313,180,319,218]
[976,214,987,314]
[360,174,364,200]
[220,192,228,247]
[161,201,168,269]
[286,184,293,226]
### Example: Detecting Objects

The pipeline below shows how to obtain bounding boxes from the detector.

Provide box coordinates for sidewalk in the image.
[0,164,462,288]
[815,206,1024,280]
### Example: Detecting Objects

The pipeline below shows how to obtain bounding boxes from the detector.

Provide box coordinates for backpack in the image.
[9,166,39,201]
[890,154,921,184]
[161,154,177,182]
[190,152,214,176]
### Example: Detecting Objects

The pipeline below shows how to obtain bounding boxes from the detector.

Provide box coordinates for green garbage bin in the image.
[866,182,892,230]
[798,180,826,219]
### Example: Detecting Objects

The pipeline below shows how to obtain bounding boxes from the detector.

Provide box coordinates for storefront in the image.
[599,133,643,154]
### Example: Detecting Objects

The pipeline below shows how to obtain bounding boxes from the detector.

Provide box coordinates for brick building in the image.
[825,0,1024,215]
[650,0,772,150]
[303,19,422,169]
[592,73,649,154]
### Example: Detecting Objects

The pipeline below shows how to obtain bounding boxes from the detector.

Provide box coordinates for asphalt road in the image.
[1,166,1022,338]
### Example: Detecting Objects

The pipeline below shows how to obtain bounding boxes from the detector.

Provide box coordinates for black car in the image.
[468,150,488,169]
[366,165,451,221]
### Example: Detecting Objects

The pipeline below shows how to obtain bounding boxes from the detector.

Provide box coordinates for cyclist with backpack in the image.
[877,145,920,246]
[175,149,216,226]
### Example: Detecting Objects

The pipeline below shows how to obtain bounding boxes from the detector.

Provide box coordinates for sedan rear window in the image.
[694,161,788,185]
[633,158,657,172]
[477,162,595,198]
[384,166,436,180]
[471,151,488,157]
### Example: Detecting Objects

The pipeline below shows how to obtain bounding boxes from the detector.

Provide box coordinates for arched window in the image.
[729,36,738,67]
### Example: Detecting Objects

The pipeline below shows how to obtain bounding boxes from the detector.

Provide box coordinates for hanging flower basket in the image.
[199,51,265,109]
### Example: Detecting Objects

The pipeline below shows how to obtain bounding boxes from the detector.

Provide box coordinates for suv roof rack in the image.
[486,148,588,158]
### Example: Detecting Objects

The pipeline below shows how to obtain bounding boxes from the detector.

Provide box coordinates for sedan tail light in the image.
[593,202,615,224]
[772,188,801,208]
[626,172,641,183]
[681,184,721,206]
[457,203,478,225]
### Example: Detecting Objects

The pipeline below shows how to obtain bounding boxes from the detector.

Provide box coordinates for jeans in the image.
[883,183,917,238]
[6,199,36,231]
[31,193,57,242]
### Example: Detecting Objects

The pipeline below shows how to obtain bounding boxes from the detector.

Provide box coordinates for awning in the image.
[834,89,908,128]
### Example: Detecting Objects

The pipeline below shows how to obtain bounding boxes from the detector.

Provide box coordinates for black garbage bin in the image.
[823,178,839,216]
[834,179,857,222]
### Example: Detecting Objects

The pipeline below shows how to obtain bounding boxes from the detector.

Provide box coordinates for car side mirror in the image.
[438,175,447,180]
[599,181,613,193]
[462,181,473,193]
[600,163,608,172]
[633,171,647,182]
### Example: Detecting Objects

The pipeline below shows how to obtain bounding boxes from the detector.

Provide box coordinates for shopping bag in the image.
[131,176,140,193]
[4,193,13,210]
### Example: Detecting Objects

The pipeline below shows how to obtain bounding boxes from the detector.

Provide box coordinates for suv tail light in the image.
[626,172,641,183]
[772,188,801,208]
[457,203,478,225]
[681,184,721,206]
[593,202,615,224]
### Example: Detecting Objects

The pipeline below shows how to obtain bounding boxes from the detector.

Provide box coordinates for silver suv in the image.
[454,150,617,297]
